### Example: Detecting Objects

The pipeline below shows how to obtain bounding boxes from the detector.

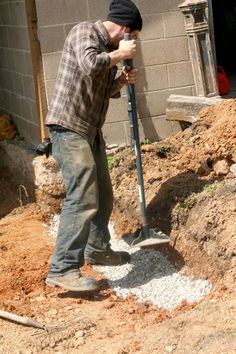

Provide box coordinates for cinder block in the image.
[0,88,3,106]
[1,89,12,110]
[169,86,193,96]
[14,116,29,141]
[0,3,10,25]
[0,107,6,115]
[64,23,78,37]
[0,69,13,91]
[138,0,181,14]
[23,76,36,100]
[8,27,29,50]
[136,37,189,67]
[21,98,32,122]
[9,1,27,26]
[30,100,38,125]
[38,26,65,54]
[4,48,16,71]
[11,93,23,117]
[36,0,88,26]
[136,65,168,93]
[25,52,33,76]
[163,12,185,38]
[12,72,24,96]
[0,27,9,47]
[102,121,127,146]
[171,120,182,133]
[106,95,129,123]
[0,47,5,68]
[166,94,223,123]
[167,61,194,88]
[42,52,62,80]
[137,90,170,118]
[139,14,164,41]
[88,0,110,20]
[28,122,41,146]
[14,50,27,75]
[45,79,56,104]
[124,115,180,143]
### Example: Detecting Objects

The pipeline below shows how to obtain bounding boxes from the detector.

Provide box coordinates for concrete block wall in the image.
[105,0,195,144]
[0,0,40,146]
[36,0,195,145]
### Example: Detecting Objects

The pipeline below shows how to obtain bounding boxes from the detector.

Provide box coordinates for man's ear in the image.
[123,26,131,33]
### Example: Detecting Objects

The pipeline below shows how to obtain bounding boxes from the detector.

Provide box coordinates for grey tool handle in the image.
[123,33,148,230]
[123,33,133,70]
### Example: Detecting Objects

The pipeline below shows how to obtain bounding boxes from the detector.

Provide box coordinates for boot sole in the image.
[45,278,100,293]
[85,258,131,266]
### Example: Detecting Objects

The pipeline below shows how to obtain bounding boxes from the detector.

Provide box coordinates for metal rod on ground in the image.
[123,32,170,247]
[0,309,48,330]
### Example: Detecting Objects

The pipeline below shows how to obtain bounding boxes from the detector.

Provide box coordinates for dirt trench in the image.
[111,99,236,289]
[0,99,235,353]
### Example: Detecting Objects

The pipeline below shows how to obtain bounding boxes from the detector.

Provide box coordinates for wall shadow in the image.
[135,43,160,142]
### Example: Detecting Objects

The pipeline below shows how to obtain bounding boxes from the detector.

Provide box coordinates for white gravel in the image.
[47,216,212,310]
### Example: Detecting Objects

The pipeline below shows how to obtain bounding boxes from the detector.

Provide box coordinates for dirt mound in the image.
[111,99,236,289]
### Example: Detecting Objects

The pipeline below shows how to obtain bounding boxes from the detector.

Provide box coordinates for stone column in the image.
[179,0,218,97]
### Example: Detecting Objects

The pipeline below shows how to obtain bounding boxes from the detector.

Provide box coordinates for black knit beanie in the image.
[107,0,143,31]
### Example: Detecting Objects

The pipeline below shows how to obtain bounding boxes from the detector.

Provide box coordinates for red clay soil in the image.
[0,99,235,353]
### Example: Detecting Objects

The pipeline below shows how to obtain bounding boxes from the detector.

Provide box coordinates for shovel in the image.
[123,33,170,248]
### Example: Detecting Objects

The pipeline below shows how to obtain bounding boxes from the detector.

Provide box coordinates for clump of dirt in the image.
[111,99,236,289]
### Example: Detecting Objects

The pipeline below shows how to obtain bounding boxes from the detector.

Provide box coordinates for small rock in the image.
[106,144,118,150]
[75,330,84,338]
[103,302,115,309]
[213,160,229,175]
[47,309,58,317]
[75,337,85,346]
[165,344,177,353]
[230,163,236,176]
[34,295,47,302]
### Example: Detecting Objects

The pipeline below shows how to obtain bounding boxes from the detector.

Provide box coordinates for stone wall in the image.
[36,0,193,145]
[0,0,197,146]
[0,0,40,146]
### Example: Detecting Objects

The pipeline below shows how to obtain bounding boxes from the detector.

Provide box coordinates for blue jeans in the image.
[48,128,113,275]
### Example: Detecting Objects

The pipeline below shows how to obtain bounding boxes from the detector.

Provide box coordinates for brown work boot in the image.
[45,270,99,292]
[85,248,130,266]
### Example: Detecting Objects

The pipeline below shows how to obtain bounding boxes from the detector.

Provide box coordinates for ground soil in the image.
[0,99,236,353]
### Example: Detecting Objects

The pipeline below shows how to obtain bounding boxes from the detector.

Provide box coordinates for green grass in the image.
[203,181,223,194]
[107,155,120,172]
[141,137,152,145]
[178,194,196,210]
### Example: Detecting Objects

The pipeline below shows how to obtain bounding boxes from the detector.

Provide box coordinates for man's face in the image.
[129,30,139,40]
[111,27,139,49]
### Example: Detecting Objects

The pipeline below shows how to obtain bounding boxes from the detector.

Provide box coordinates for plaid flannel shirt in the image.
[45,21,121,142]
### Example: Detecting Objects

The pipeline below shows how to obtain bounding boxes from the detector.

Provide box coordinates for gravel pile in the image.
[47,216,212,310]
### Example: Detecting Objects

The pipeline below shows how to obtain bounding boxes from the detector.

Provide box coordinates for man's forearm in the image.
[108,50,124,68]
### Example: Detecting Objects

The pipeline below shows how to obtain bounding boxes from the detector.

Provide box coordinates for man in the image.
[45,0,143,292]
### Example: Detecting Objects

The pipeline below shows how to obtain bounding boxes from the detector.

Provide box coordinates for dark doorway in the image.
[211,0,236,96]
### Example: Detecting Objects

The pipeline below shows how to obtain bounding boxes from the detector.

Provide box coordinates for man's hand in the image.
[119,66,138,85]
[109,39,137,67]
[118,39,137,60]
